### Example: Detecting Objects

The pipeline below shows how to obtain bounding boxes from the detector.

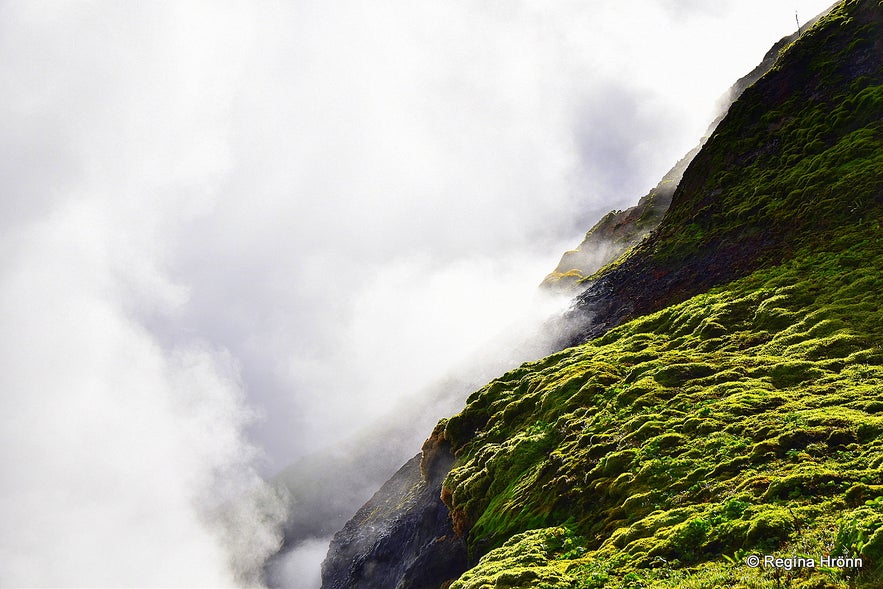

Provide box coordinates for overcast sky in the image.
[0,1,834,586]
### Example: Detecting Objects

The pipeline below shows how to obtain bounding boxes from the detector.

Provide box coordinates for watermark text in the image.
[744,554,863,570]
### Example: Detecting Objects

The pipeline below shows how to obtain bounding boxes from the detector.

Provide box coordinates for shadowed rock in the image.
[320,423,466,589]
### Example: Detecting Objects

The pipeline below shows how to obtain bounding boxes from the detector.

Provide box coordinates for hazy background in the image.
[0,1,833,587]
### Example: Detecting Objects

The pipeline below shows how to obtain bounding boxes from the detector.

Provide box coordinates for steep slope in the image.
[321,1,883,587]
[541,11,827,293]
[566,0,882,344]
[438,1,883,586]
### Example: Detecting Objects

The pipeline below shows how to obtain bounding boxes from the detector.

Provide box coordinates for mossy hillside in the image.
[567,0,882,343]
[655,0,883,263]
[542,0,819,295]
[443,230,883,588]
[437,2,883,587]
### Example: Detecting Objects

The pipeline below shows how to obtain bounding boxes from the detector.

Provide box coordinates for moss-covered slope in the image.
[439,1,883,587]
[566,0,883,346]
[540,10,822,294]
[444,238,883,588]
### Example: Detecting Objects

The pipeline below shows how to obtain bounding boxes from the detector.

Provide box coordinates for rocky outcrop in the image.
[540,151,688,291]
[320,422,466,589]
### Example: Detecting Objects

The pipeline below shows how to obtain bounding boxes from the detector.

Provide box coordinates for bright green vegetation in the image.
[444,236,883,588]
[438,1,883,587]
[652,0,883,269]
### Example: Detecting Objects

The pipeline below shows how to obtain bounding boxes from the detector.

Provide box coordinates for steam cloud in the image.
[0,1,834,587]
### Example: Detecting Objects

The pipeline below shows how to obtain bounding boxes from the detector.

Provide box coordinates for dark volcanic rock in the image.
[320,427,466,589]
[565,231,781,345]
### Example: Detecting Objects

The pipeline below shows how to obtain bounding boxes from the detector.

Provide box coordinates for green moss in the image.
[438,1,883,587]
[442,221,883,585]
[448,528,579,589]
[440,223,883,584]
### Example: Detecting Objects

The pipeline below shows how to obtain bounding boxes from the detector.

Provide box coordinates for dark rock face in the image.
[565,230,781,345]
[267,375,484,585]
[320,427,466,589]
